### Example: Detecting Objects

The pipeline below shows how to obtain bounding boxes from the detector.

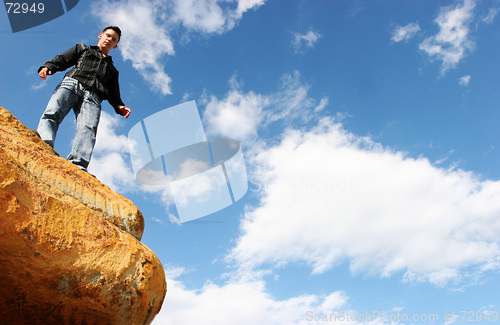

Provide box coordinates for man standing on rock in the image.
[36,26,131,172]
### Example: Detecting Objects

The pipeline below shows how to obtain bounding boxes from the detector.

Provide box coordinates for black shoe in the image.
[76,165,97,178]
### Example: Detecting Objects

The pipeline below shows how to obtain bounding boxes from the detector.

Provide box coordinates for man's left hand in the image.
[119,106,131,118]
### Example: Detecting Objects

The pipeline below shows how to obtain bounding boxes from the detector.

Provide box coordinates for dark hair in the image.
[102,26,121,43]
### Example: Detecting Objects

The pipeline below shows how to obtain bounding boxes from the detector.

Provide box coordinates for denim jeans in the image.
[37,77,102,171]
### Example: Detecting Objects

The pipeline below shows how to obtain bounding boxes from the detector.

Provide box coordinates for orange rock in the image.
[0,106,166,324]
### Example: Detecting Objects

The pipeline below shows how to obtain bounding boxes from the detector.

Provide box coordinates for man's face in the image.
[97,29,119,54]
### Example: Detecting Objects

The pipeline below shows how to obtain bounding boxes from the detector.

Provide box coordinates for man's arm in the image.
[38,43,88,78]
[107,69,131,118]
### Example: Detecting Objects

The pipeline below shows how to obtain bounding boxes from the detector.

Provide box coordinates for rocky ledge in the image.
[0,106,166,324]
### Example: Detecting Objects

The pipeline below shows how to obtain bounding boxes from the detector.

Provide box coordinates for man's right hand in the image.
[39,67,53,80]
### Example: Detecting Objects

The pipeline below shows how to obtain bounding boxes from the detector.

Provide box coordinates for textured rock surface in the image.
[0,106,166,324]
[0,106,144,239]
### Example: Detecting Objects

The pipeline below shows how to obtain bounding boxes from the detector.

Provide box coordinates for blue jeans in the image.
[37,77,102,171]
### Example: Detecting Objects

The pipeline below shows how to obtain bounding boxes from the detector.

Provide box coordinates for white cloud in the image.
[87,112,172,210]
[459,74,471,86]
[435,149,456,165]
[169,0,266,33]
[88,111,137,191]
[419,0,476,74]
[203,77,269,143]
[30,81,48,91]
[292,29,322,52]
[234,0,266,19]
[226,117,500,286]
[203,72,327,143]
[269,72,324,124]
[314,97,329,113]
[483,7,498,24]
[93,111,130,153]
[391,22,420,42]
[169,166,225,207]
[152,267,349,325]
[168,0,228,34]
[92,0,175,95]
[92,0,267,95]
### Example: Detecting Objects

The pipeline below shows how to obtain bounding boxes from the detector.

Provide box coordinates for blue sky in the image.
[2,0,500,324]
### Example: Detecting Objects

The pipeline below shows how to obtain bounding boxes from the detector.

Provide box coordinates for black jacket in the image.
[39,43,125,115]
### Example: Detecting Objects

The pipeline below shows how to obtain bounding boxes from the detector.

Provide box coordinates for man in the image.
[37,26,131,172]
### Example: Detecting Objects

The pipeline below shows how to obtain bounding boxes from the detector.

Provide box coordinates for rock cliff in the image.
[0,106,166,324]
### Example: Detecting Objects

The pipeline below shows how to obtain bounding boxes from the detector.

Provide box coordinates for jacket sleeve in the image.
[38,43,88,74]
[108,71,126,115]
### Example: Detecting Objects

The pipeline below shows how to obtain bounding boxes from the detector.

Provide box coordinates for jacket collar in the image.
[90,45,113,62]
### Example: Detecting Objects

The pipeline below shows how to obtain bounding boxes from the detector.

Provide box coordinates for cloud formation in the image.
[203,72,328,143]
[169,0,265,33]
[88,111,136,190]
[418,0,476,74]
[201,71,500,286]
[152,267,348,325]
[459,74,471,86]
[391,23,420,43]
[482,7,498,24]
[92,0,175,95]
[92,0,266,95]
[292,29,322,52]
[226,117,500,286]
[203,76,268,142]
[89,111,180,223]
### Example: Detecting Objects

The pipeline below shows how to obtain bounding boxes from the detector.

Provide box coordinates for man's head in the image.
[98,26,121,55]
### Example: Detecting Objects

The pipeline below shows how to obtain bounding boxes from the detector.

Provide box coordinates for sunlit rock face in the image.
[0,106,166,325]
